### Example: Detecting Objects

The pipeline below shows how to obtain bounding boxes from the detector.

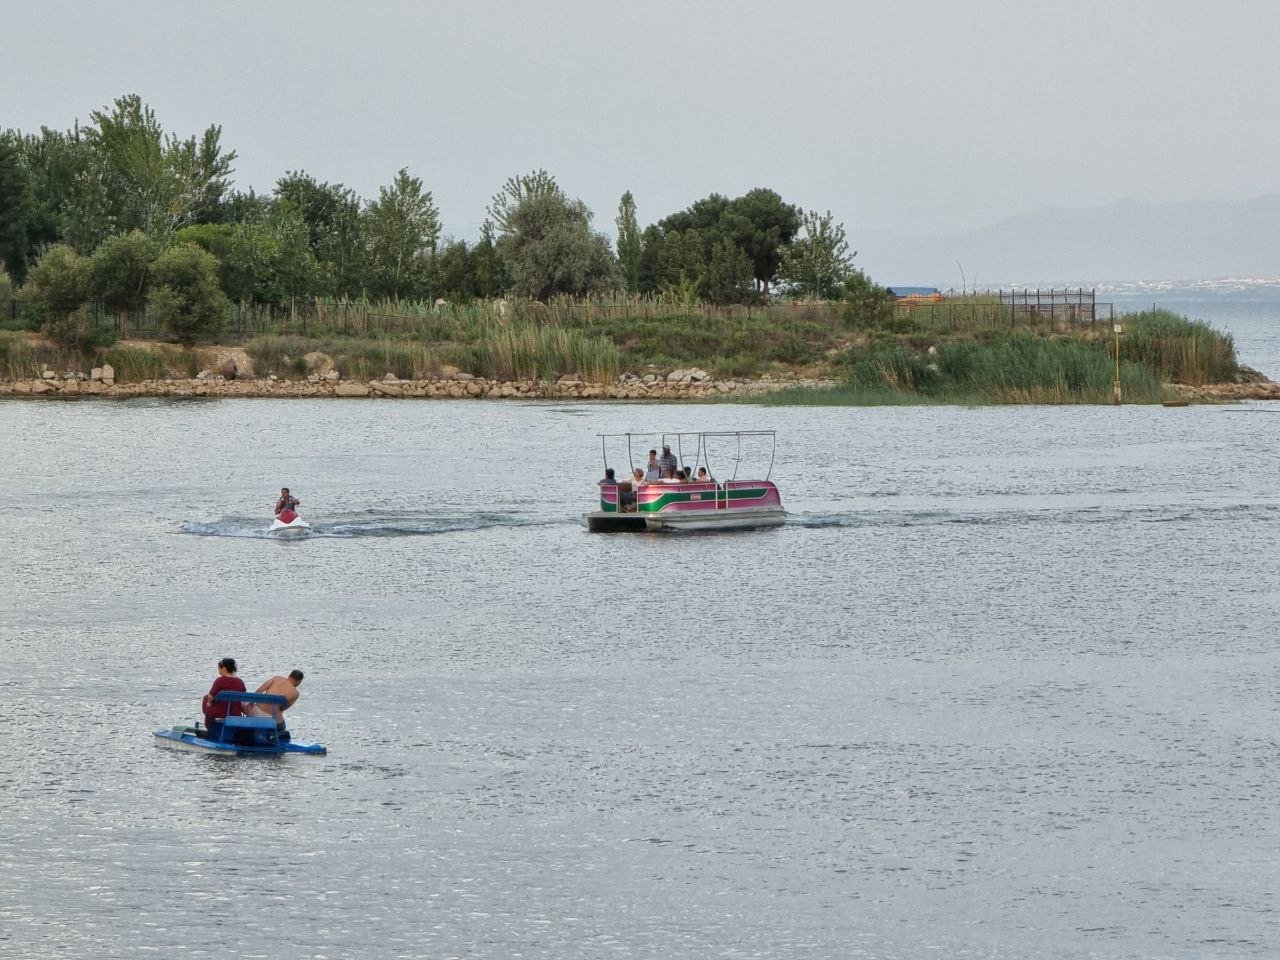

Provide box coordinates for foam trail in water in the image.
[178,510,571,539]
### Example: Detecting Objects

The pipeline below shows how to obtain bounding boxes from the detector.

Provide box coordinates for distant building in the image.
[886,286,942,301]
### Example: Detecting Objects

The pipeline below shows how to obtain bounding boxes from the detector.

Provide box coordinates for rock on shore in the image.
[0,370,837,400]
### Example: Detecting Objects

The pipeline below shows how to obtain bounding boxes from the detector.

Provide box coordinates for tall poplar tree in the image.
[615,191,642,294]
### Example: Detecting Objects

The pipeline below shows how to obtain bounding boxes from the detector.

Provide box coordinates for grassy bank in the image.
[3,299,1243,405]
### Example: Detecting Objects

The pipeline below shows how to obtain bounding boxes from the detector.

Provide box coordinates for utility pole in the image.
[1112,323,1123,404]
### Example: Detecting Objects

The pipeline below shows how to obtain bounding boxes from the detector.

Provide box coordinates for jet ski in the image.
[270,507,311,535]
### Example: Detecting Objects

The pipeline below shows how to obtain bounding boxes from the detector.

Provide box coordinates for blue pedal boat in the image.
[153,691,327,756]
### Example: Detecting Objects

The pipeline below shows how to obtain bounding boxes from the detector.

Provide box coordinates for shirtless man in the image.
[254,670,304,741]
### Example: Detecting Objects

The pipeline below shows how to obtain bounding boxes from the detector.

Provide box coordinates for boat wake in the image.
[178,509,568,539]
[791,500,1280,531]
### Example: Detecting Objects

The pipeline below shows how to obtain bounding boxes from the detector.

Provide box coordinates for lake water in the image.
[2,288,1280,959]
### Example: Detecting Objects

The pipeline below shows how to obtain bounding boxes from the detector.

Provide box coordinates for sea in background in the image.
[2,284,1279,959]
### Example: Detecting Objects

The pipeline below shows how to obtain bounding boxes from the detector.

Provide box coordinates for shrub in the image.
[149,243,228,346]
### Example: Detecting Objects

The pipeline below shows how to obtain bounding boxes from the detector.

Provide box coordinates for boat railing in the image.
[595,430,777,483]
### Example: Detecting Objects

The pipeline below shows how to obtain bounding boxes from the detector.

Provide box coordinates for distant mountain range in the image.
[855,194,1280,287]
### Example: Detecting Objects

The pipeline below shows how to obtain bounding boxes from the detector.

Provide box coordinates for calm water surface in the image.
[2,296,1280,959]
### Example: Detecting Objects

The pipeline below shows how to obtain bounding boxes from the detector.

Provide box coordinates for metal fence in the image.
[894,289,1114,332]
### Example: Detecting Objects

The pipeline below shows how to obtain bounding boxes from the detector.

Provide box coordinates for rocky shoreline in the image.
[3,363,1277,403]
[0,364,837,400]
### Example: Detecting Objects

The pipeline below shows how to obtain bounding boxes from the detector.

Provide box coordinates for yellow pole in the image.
[1112,323,1123,404]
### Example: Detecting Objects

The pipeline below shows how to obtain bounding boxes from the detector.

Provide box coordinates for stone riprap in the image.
[0,370,837,400]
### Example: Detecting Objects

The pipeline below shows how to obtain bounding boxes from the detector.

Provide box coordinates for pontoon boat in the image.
[587,431,785,533]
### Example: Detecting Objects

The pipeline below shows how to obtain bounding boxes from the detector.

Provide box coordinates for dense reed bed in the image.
[765,333,1167,405]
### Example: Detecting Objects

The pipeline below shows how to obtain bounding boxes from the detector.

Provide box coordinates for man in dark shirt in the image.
[202,657,247,742]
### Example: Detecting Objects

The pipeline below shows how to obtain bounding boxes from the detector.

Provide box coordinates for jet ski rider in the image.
[274,487,300,516]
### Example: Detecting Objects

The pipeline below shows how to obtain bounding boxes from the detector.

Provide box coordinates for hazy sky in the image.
[6,0,1279,243]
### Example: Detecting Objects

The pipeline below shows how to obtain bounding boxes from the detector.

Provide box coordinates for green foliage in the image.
[654,188,801,297]
[779,210,854,300]
[90,230,158,315]
[42,306,117,351]
[768,333,1165,405]
[0,134,30,281]
[246,334,437,380]
[838,269,893,327]
[470,324,620,382]
[274,172,363,296]
[24,244,90,315]
[149,243,228,345]
[1118,308,1237,386]
[497,191,620,300]
[360,168,440,300]
[175,204,319,304]
[487,169,561,235]
[702,238,756,305]
[75,94,236,247]
[615,191,642,294]
[99,344,178,380]
[656,230,705,297]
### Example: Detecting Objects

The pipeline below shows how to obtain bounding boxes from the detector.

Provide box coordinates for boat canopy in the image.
[596,430,777,482]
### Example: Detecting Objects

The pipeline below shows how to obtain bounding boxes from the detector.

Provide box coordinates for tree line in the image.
[0,95,886,346]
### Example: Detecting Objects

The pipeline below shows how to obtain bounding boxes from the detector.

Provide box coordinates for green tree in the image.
[433,238,477,301]
[702,237,756,304]
[656,229,705,297]
[24,243,90,315]
[497,191,619,301]
[723,188,801,297]
[471,221,507,298]
[14,127,96,261]
[22,244,94,347]
[636,225,665,295]
[487,169,561,235]
[360,168,440,299]
[176,204,319,305]
[840,269,892,327]
[657,188,800,297]
[615,191,642,294]
[779,209,854,300]
[0,134,30,282]
[274,172,363,295]
[148,242,228,345]
[77,94,236,245]
[89,230,158,332]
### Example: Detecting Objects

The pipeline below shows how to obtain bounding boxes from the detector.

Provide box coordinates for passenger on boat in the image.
[658,445,678,476]
[644,450,661,481]
[274,487,300,515]
[659,468,682,484]
[251,670,304,742]
[617,479,636,511]
[632,467,647,486]
[696,467,713,482]
[202,657,246,742]
[598,467,618,487]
